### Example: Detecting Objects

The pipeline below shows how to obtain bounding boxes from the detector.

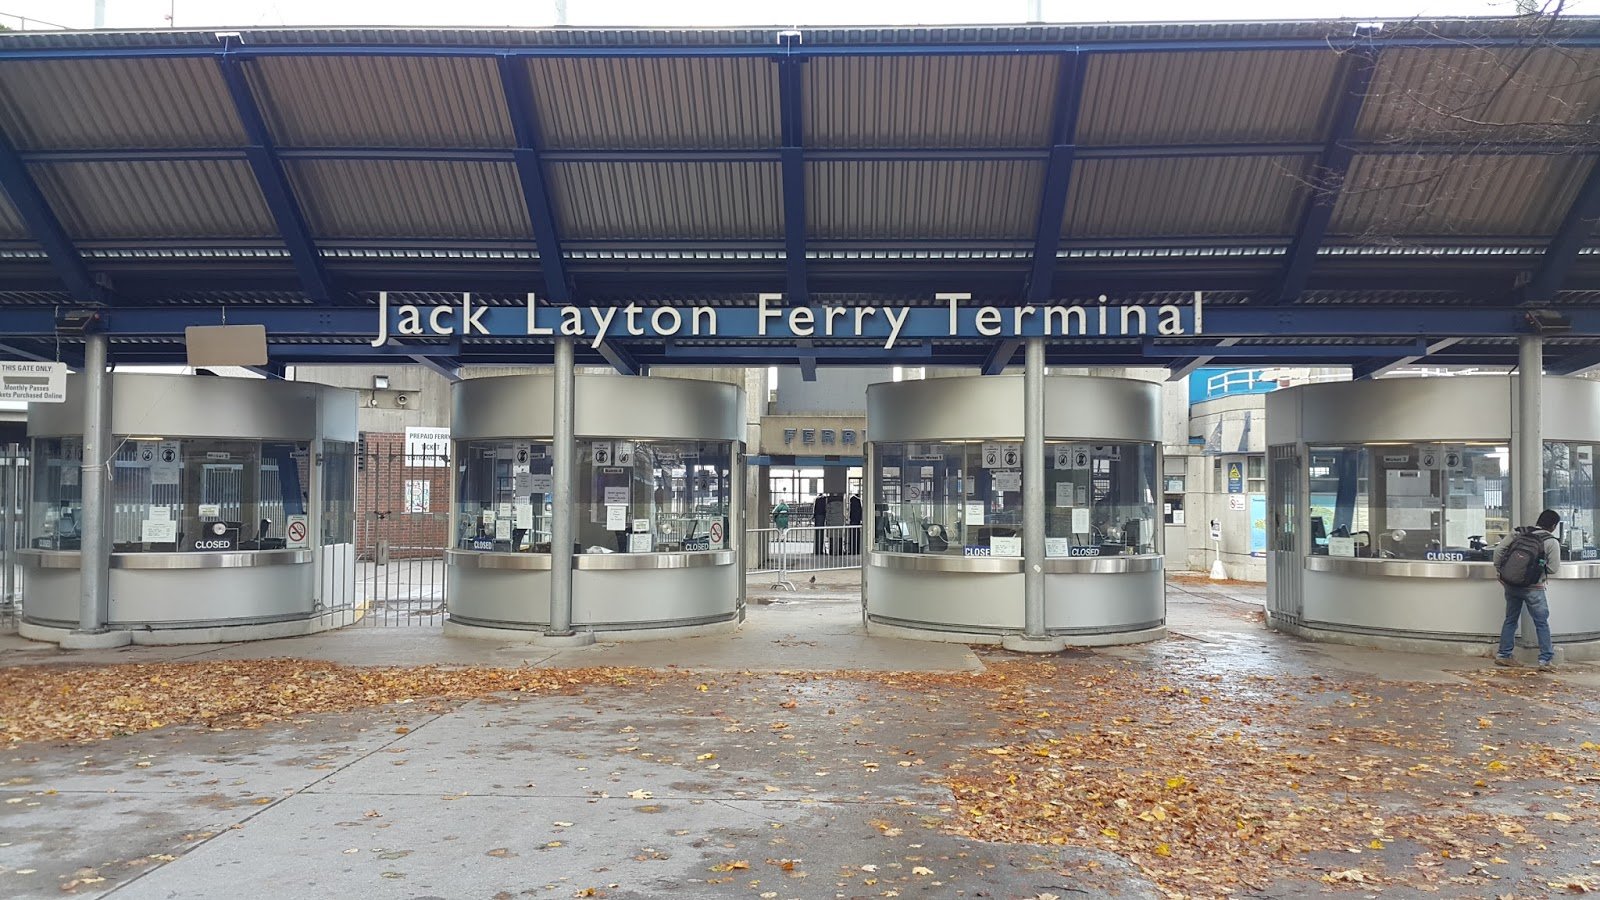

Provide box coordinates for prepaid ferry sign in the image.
[0,361,67,403]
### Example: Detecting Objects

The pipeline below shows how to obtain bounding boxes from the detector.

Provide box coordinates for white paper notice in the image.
[1228,494,1246,511]
[605,504,628,531]
[1053,446,1072,470]
[198,503,221,518]
[1055,483,1074,507]
[141,519,176,543]
[1172,509,1185,526]
[1045,537,1072,557]
[604,486,630,505]
[1071,507,1091,533]
[1388,506,1434,530]
[964,501,985,526]
[628,532,653,553]
[1329,536,1356,557]
[152,442,181,485]
[632,518,650,533]
[514,503,534,529]
[513,470,532,493]
[285,514,309,549]
[991,536,1022,557]
[481,508,495,525]
[148,506,171,522]
[993,470,1021,492]
[494,518,511,540]
[529,473,553,494]
[496,502,512,521]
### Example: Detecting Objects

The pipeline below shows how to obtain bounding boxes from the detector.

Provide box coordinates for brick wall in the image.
[356,431,451,559]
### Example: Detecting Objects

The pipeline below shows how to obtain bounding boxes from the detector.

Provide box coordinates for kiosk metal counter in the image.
[1266,376,1600,656]
[865,375,1165,644]
[446,374,745,638]
[19,374,358,644]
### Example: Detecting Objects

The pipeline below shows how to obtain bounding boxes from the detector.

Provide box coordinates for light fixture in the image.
[373,375,390,390]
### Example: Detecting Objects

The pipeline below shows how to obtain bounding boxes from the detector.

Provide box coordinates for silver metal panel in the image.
[1078,50,1338,145]
[868,376,1022,442]
[16,549,79,569]
[1541,378,1600,442]
[1044,568,1165,633]
[316,385,360,443]
[250,55,512,148]
[866,566,1025,631]
[0,58,246,150]
[1302,568,1505,639]
[548,162,781,240]
[1043,376,1162,442]
[526,56,779,150]
[1264,392,1301,447]
[869,551,1022,574]
[30,374,321,441]
[804,54,1058,148]
[572,564,739,627]
[454,374,744,442]
[107,566,314,625]
[1286,376,1513,444]
[1332,153,1588,238]
[447,550,553,571]
[1063,156,1309,239]
[576,550,735,570]
[33,160,276,239]
[111,550,312,570]
[1304,556,1498,580]
[1357,47,1600,143]
[809,160,1044,240]
[446,567,552,628]
[19,563,79,626]
[1042,554,1163,575]
[1545,579,1600,639]
[287,160,531,240]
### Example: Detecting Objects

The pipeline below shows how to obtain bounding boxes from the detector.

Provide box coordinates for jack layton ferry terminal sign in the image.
[373,292,1208,350]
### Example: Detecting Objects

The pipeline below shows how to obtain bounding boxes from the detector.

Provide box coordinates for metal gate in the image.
[747,525,863,573]
[354,437,450,626]
[1267,444,1303,622]
[1,442,23,632]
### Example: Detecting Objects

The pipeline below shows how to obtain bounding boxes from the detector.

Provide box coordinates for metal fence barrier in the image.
[746,524,862,573]
[353,444,450,626]
[1,443,23,631]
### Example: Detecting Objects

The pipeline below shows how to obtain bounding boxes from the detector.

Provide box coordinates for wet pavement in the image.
[2,581,1599,899]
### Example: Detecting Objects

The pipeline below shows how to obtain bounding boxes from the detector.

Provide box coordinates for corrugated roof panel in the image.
[810,161,1044,240]
[287,160,530,239]
[1331,153,1589,237]
[806,55,1058,148]
[1064,156,1309,238]
[31,160,274,239]
[1359,47,1600,141]
[0,58,244,149]
[1077,50,1341,145]
[249,55,512,148]
[0,191,27,239]
[549,162,780,240]
[526,57,778,150]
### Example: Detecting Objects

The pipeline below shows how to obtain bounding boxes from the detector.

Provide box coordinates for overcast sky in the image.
[0,0,1592,31]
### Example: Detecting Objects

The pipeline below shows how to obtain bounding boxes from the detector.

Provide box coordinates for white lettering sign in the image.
[404,426,450,467]
[0,361,67,403]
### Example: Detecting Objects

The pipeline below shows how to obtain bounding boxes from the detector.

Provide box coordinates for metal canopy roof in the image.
[1,18,1599,374]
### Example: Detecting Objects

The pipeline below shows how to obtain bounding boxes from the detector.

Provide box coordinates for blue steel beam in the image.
[1271,46,1379,305]
[1024,52,1088,303]
[496,55,573,304]
[0,133,101,301]
[1350,337,1462,379]
[595,341,644,376]
[1525,159,1600,302]
[1548,347,1600,377]
[0,341,58,363]
[1143,338,1428,360]
[777,55,809,307]
[217,54,337,305]
[982,338,1023,375]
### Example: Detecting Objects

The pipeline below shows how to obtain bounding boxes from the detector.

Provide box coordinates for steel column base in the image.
[58,628,133,649]
[1001,634,1069,654]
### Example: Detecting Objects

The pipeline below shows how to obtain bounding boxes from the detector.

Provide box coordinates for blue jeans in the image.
[1499,584,1554,664]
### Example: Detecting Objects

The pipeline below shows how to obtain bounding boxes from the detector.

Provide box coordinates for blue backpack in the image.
[1496,528,1547,588]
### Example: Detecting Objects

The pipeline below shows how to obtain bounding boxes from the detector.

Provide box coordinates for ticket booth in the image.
[18,374,358,644]
[865,375,1165,644]
[446,374,745,639]
[1266,376,1600,657]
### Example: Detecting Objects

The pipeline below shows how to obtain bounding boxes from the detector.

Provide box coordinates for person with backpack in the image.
[1492,509,1562,669]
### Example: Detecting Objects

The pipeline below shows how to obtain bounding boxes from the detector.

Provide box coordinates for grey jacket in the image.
[1493,528,1561,586]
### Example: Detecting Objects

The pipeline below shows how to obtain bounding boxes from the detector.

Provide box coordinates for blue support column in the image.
[0,134,101,302]
[1023,52,1088,303]
[777,56,808,305]
[1270,46,1379,305]
[217,53,337,305]
[1525,158,1600,302]
[497,56,573,304]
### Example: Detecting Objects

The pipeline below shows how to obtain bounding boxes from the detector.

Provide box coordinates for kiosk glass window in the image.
[1044,442,1159,556]
[454,440,554,552]
[872,442,1025,556]
[576,440,733,554]
[1544,441,1599,560]
[1307,443,1509,560]
[322,440,355,546]
[27,438,83,550]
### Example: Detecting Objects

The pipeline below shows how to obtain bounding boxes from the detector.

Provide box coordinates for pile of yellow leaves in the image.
[0,660,684,744]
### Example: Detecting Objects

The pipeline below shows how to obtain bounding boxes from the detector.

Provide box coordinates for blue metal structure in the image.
[0,19,1597,372]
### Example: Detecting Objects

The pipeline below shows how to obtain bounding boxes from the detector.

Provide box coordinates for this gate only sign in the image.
[0,361,67,402]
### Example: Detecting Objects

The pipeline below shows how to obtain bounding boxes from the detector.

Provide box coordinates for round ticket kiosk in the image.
[865,375,1165,644]
[1265,376,1600,658]
[19,374,358,645]
[446,374,745,639]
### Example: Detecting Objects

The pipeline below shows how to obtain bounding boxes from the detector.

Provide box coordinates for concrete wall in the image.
[773,367,888,414]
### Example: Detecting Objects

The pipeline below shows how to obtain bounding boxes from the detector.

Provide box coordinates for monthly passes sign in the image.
[0,361,67,402]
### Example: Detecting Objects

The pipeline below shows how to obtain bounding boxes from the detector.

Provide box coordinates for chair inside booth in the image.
[28,437,311,554]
